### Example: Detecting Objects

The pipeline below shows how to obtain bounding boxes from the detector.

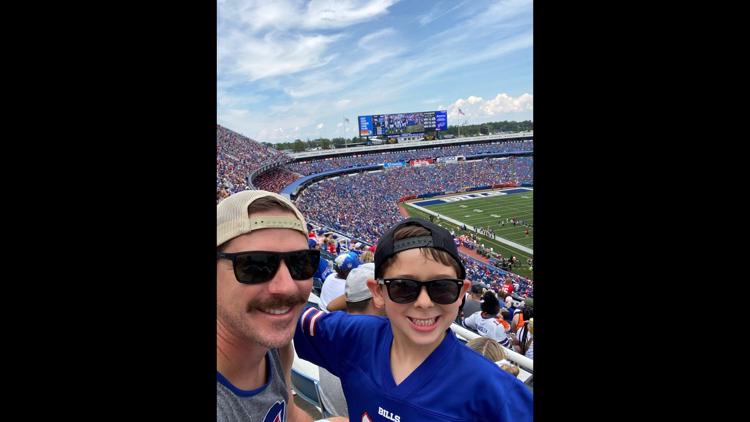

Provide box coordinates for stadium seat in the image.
[290,368,328,417]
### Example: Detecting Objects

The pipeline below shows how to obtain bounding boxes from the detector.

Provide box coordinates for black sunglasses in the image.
[377,278,464,305]
[217,249,320,284]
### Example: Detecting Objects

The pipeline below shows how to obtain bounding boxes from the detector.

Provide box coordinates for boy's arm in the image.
[294,307,349,377]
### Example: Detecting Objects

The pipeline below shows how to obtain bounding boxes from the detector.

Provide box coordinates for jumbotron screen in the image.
[358,110,447,137]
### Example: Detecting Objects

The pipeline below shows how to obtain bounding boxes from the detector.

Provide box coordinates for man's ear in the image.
[367,279,385,309]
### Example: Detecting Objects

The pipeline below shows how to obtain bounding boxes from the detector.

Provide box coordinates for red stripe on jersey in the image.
[300,308,317,334]
[309,310,324,336]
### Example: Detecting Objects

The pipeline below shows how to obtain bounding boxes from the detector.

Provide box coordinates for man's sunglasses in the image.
[217,249,320,284]
[377,278,464,305]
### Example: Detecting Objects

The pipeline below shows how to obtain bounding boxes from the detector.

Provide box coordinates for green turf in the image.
[404,190,533,279]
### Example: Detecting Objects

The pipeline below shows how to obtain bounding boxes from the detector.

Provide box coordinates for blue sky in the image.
[218,0,532,143]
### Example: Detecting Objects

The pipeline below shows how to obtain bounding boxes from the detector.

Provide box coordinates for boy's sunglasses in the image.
[377,278,464,305]
[217,249,320,284]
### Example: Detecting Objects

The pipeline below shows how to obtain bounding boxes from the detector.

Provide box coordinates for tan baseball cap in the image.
[217,190,307,247]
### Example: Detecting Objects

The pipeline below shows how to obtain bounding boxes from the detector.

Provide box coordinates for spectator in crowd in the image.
[466,337,521,378]
[511,318,534,359]
[463,292,512,348]
[312,248,332,297]
[461,282,484,324]
[511,298,533,334]
[318,253,359,312]
[504,295,516,323]
[359,250,374,263]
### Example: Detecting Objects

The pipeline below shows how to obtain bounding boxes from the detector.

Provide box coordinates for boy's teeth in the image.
[411,317,436,326]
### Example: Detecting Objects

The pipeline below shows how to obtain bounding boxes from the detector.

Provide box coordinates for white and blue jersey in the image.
[294,307,533,422]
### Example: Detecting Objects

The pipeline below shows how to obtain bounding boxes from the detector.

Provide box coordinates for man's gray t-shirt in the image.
[217,349,289,422]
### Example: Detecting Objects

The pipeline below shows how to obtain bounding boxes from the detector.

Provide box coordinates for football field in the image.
[404,188,533,278]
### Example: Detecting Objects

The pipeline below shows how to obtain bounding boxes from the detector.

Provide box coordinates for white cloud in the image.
[220,31,341,81]
[447,93,533,121]
[481,93,533,115]
[218,0,401,82]
[222,0,399,32]
[305,0,400,29]
[233,1,301,33]
[337,122,343,128]
[336,99,351,107]
[316,123,324,129]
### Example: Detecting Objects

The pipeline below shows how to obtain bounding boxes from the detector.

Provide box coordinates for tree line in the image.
[265,120,533,152]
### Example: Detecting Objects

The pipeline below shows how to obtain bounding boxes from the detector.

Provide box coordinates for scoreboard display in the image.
[359,110,447,137]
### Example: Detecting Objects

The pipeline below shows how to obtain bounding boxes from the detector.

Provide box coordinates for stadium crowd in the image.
[216,125,291,201]
[296,157,533,242]
[288,139,533,175]
[251,167,301,193]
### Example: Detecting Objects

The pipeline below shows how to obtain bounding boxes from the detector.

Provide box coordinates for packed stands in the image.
[216,125,291,199]
[296,157,533,243]
[288,140,533,176]
[252,167,302,193]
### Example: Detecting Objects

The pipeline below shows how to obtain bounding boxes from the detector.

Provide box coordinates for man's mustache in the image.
[247,293,307,312]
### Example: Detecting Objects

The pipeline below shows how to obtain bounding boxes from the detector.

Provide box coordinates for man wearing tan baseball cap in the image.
[217,190,334,422]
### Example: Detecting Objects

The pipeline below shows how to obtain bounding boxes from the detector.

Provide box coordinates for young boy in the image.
[294,217,532,421]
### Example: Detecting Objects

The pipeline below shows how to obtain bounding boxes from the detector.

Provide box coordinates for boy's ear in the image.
[460,279,471,296]
[367,279,385,309]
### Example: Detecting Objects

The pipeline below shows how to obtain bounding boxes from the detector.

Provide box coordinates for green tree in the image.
[293,139,306,152]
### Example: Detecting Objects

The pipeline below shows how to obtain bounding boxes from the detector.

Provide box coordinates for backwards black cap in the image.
[374,217,466,279]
